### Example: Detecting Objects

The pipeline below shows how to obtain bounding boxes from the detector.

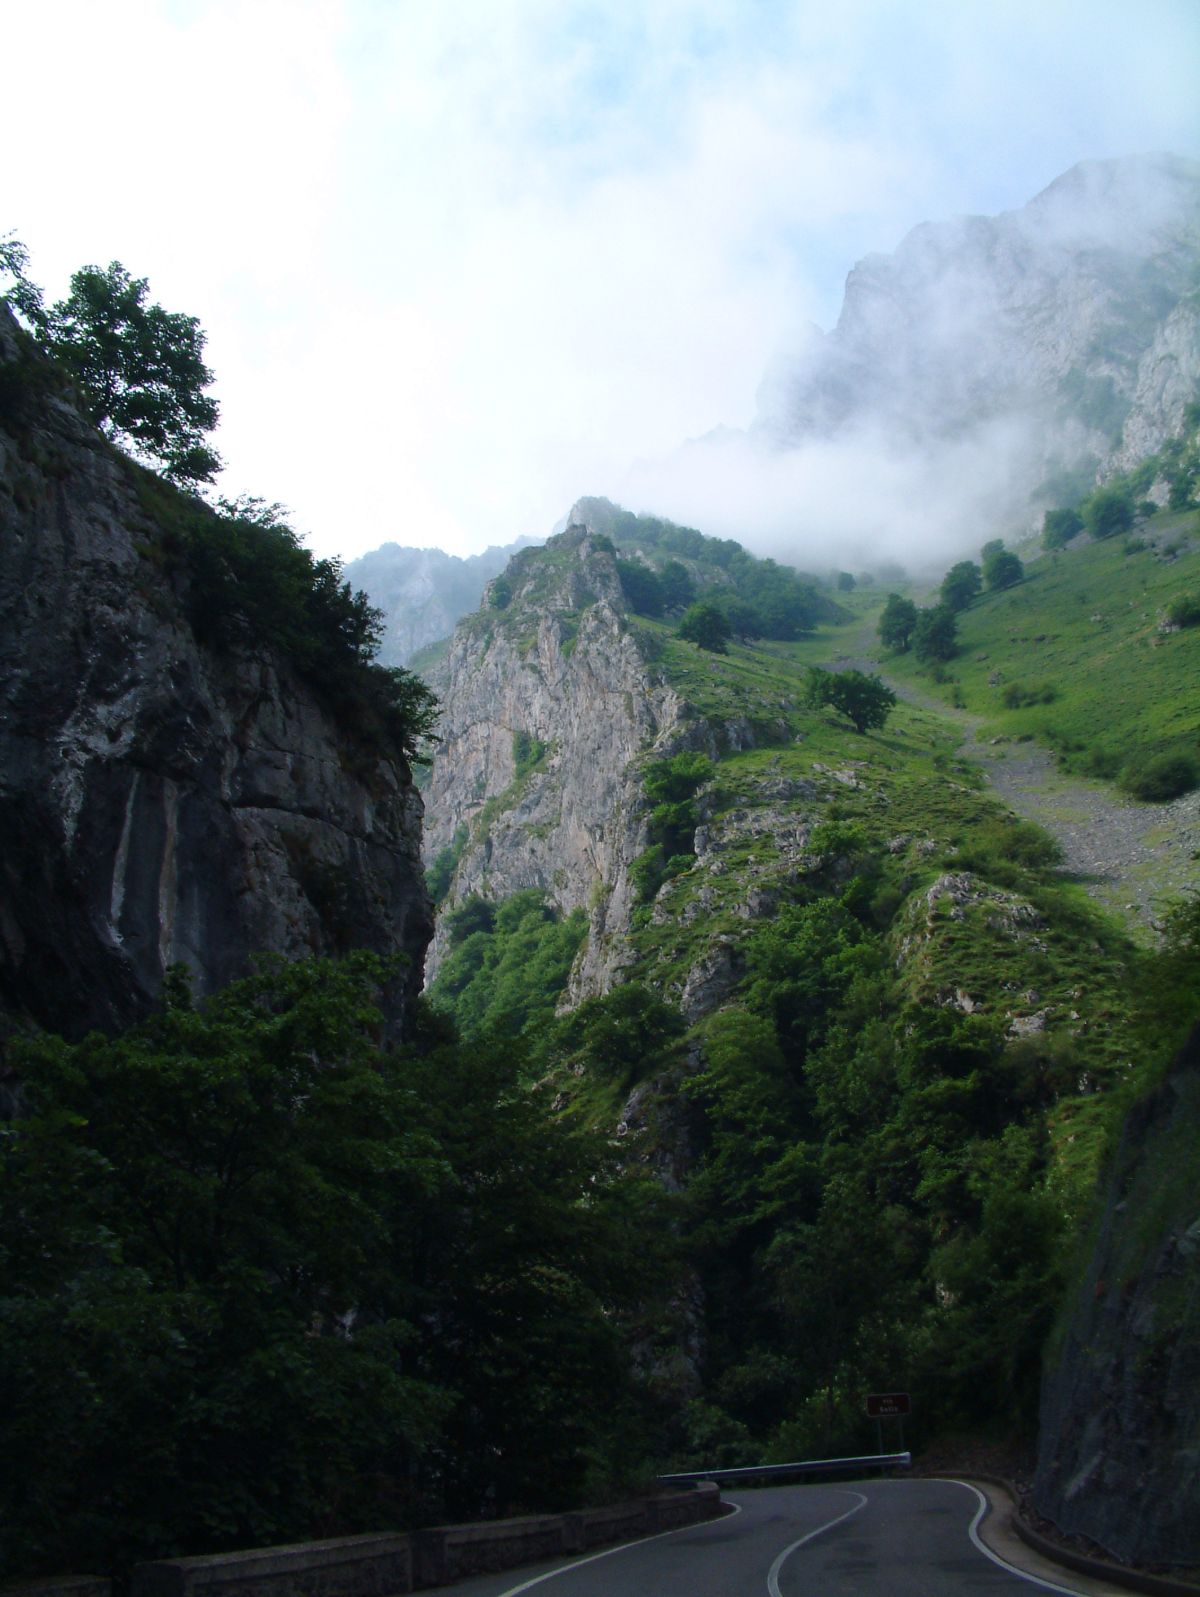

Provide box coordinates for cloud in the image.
[4,1,1198,559]
[619,413,1045,577]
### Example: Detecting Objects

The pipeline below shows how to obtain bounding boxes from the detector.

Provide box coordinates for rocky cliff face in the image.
[756,154,1200,487]
[1034,1026,1200,1570]
[422,522,685,992]
[0,308,432,1041]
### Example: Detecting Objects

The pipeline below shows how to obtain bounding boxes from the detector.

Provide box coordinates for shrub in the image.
[616,559,665,617]
[512,729,550,779]
[678,601,731,653]
[912,604,958,663]
[1166,593,1200,629]
[1001,682,1057,709]
[1082,486,1134,541]
[878,593,918,651]
[1042,508,1083,550]
[1119,753,1200,803]
[940,561,982,611]
[982,546,1024,590]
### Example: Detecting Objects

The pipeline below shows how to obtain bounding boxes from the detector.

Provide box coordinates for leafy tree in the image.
[805,667,896,734]
[616,559,665,617]
[157,493,440,761]
[0,956,448,1576]
[446,894,496,943]
[643,753,712,807]
[45,261,221,483]
[659,560,696,611]
[0,955,674,1577]
[877,593,918,652]
[678,601,731,653]
[547,983,684,1084]
[717,594,765,641]
[940,561,982,612]
[0,232,45,325]
[1081,485,1134,541]
[912,604,958,662]
[1042,507,1083,549]
[982,545,1023,590]
[429,891,587,1037]
[835,571,856,592]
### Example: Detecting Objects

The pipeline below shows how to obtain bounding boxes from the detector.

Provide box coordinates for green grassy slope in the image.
[882,510,1200,783]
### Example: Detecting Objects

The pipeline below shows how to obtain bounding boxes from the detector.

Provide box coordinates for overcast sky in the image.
[6,0,1199,560]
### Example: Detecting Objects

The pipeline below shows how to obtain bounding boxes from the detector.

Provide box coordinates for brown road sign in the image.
[866,1392,911,1418]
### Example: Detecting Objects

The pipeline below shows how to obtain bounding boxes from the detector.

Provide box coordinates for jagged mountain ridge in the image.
[755,153,1200,492]
[422,520,687,993]
[422,502,842,991]
[345,536,539,667]
[0,306,432,1041]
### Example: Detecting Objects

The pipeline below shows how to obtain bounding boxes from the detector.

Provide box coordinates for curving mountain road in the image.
[430,1479,1125,1596]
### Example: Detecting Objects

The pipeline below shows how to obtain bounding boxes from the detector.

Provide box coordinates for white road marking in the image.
[490,1499,743,1596]
[766,1489,868,1596]
[948,1480,1092,1595]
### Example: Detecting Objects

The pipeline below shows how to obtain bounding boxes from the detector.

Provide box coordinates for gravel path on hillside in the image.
[832,649,1200,938]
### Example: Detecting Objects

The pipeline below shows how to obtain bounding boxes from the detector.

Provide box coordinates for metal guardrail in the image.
[658,1451,911,1485]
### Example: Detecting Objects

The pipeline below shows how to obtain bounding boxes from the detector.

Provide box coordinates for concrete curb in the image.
[964,1474,1200,1597]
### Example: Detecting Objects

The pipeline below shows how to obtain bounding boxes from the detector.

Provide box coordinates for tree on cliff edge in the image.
[47,262,221,483]
[1,237,220,484]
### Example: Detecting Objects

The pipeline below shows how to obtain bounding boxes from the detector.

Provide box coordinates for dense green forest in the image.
[0,958,675,1578]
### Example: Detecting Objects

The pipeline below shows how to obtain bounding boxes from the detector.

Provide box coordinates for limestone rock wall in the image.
[0,309,431,1040]
[422,526,685,995]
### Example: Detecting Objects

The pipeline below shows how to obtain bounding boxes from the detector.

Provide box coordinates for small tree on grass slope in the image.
[805,668,896,734]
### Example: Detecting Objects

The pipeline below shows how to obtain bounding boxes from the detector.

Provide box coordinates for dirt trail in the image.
[832,642,1200,939]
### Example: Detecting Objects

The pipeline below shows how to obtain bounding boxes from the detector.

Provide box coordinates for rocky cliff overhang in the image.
[0,306,432,1040]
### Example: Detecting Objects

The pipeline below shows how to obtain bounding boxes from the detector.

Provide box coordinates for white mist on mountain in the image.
[620,413,1042,573]
[620,154,1200,573]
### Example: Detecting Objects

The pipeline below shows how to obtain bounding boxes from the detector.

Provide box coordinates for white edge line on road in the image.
[947,1480,1091,1595]
[766,1489,868,1597]
[491,1499,744,1596]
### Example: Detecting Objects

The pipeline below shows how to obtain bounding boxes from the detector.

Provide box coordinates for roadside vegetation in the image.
[0,957,675,1580]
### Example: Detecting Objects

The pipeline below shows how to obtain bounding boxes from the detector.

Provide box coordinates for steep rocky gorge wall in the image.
[422,527,686,994]
[1034,1025,1200,1569]
[0,309,431,1042]
[756,155,1200,490]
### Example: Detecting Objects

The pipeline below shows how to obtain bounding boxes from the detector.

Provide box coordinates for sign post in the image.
[866,1392,911,1459]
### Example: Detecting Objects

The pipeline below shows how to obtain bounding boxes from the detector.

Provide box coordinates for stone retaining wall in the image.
[131,1533,414,1597]
[4,1482,723,1597]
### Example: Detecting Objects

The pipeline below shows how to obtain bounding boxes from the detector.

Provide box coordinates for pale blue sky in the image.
[6,0,1199,558]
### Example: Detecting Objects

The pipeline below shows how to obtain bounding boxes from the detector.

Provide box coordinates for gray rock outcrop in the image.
[1034,1025,1200,1568]
[0,307,432,1040]
[422,524,685,994]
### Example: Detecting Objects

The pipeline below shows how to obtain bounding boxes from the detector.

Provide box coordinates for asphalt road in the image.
[430,1479,1096,1596]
